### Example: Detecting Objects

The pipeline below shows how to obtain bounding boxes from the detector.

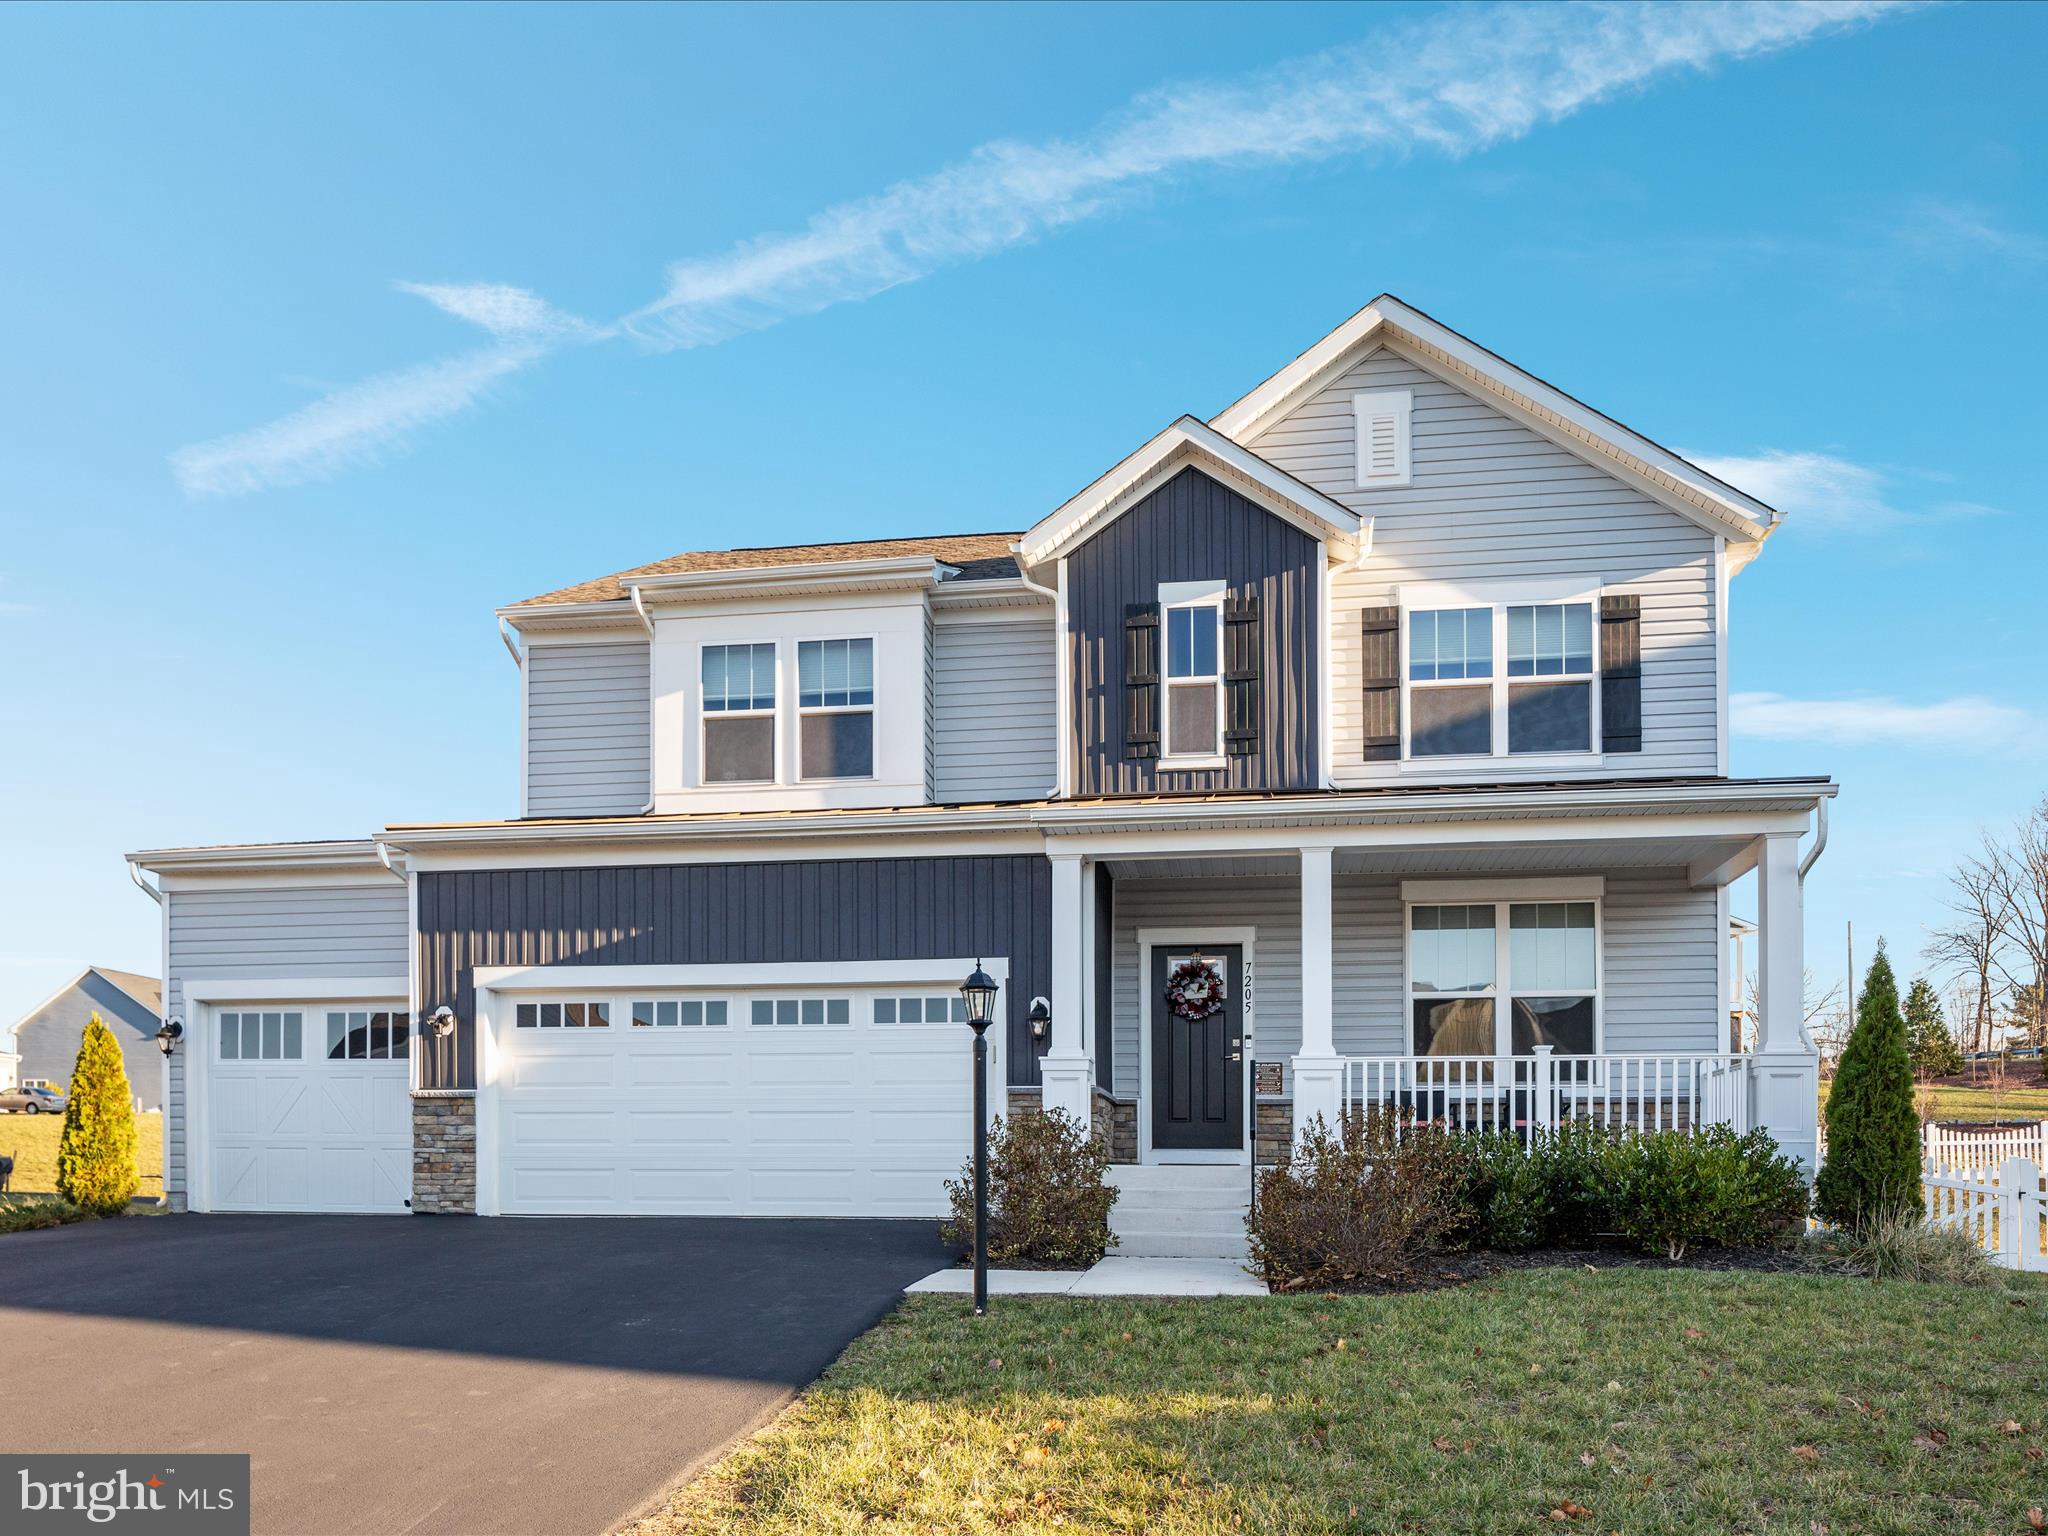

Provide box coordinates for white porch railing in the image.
[1922,1156,2048,1272]
[1338,1047,1751,1145]
[1922,1119,2048,1173]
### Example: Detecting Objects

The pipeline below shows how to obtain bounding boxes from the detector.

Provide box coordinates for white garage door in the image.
[207,1005,412,1213]
[492,986,988,1217]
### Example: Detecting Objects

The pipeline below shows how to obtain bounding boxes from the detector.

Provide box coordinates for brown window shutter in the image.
[1360,606,1400,762]
[1124,604,1159,759]
[1600,593,1642,754]
[1223,593,1261,757]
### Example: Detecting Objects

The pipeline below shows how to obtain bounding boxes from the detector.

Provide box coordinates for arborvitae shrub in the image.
[1814,943,1922,1228]
[57,1014,139,1216]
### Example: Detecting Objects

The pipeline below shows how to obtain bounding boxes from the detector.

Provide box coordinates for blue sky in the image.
[1,1,2042,1030]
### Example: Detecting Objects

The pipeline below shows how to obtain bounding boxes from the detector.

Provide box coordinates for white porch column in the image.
[1292,844,1343,1138]
[1750,831,1820,1172]
[1040,851,1093,1125]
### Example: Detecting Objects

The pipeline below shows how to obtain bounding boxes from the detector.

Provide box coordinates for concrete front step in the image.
[1107,1162,1253,1260]
[1112,1229,1251,1261]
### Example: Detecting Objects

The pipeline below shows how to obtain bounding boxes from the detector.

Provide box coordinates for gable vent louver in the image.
[1352,389,1413,489]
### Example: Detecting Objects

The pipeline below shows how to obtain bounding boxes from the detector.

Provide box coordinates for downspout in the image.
[627,585,657,812]
[1009,547,1064,800]
[1344,515,1376,573]
[1798,797,1828,880]
[498,616,522,666]
[127,860,169,1202]
[376,842,424,1101]
[127,859,163,905]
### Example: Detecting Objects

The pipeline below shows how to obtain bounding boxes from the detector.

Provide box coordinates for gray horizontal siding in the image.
[525,641,651,816]
[416,856,1052,1090]
[163,882,409,1202]
[1245,346,1720,782]
[930,618,1057,802]
[1104,867,1718,1103]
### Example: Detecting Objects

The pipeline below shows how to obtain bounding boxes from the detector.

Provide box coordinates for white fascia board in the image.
[1017,416,1360,567]
[496,599,644,635]
[1208,295,1775,547]
[127,840,395,879]
[630,555,946,604]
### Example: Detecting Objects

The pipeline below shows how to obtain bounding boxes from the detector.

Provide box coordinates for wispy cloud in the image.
[1734,691,2039,749]
[1687,449,2002,532]
[173,0,1912,496]
[171,344,542,497]
[1895,198,2048,265]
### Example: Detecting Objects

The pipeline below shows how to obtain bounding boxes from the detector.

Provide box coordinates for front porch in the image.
[1028,782,1829,1176]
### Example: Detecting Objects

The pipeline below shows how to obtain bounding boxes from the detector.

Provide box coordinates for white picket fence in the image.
[1921,1156,2048,1271]
[1922,1119,2047,1172]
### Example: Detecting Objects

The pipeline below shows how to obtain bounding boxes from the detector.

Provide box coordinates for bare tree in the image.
[1926,840,2014,1053]
[1740,968,1843,1056]
[1986,796,2048,1050]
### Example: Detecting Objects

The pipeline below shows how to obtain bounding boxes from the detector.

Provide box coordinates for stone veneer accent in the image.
[1254,1100,1292,1167]
[1005,1087,1139,1164]
[411,1096,477,1214]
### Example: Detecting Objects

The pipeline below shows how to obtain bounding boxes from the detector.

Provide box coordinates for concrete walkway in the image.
[906,1255,1266,1297]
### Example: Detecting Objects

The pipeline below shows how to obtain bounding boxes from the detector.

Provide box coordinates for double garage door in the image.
[205,1003,412,1213]
[491,984,985,1217]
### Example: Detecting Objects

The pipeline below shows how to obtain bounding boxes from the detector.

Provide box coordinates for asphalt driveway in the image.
[0,1214,951,1535]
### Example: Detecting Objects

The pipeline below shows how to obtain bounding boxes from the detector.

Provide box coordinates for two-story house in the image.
[130,296,1831,1223]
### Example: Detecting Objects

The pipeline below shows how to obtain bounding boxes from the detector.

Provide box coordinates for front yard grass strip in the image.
[627,1267,2048,1535]
[0,1195,99,1234]
[0,1110,163,1200]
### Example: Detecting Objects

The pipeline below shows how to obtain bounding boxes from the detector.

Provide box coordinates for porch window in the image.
[1163,595,1223,761]
[1409,905,1496,1055]
[701,642,778,783]
[1409,899,1599,1055]
[797,637,875,780]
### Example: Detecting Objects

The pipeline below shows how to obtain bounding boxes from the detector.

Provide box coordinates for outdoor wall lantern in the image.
[958,961,999,1317]
[1028,996,1051,1041]
[155,1019,184,1056]
[427,1005,458,1040]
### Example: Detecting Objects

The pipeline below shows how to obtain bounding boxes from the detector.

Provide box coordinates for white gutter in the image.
[126,859,164,905]
[1798,796,1829,880]
[1345,515,1376,573]
[628,583,655,636]
[372,840,410,883]
[498,615,523,666]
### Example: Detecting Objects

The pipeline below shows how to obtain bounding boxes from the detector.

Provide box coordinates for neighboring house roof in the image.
[517,532,1024,608]
[8,965,161,1047]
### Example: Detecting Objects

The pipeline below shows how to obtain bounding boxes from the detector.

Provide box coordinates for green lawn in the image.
[629,1269,2048,1535]
[1920,1084,2048,1125]
[0,1110,163,1199]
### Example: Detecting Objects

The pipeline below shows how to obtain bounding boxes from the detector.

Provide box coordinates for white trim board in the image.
[1400,876,1604,902]
[1134,925,1256,1168]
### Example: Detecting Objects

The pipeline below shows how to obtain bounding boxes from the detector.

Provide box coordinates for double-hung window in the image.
[797,637,874,780]
[1408,899,1598,1057]
[1405,598,1597,759]
[701,642,778,783]
[1162,591,1223,762]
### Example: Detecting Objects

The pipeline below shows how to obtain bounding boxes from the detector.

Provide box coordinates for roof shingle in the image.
[517,532,1023,607]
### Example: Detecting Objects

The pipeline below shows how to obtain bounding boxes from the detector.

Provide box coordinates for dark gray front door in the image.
[1150,944,1244,1152]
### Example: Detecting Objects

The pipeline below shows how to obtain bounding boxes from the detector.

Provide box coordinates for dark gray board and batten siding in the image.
[1067,466,1321,796]
[415,856,1052,1090]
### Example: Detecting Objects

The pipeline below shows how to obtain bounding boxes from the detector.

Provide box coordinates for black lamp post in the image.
[959,961,1000,1316]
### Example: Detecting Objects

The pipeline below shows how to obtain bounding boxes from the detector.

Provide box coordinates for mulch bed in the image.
[1282,1244,1819,1296]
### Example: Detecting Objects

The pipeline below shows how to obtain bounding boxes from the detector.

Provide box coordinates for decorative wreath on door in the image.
[1165,956,1226,1021]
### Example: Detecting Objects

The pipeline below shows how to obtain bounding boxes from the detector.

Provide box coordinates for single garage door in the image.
[493,985,988,1216]
[207,1004,413,1213]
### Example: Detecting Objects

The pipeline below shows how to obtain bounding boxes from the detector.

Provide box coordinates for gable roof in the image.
[1209,294,1778,552]
[1016,415,1363,569]
[8,965,162,1043]
[515,533,1022,609]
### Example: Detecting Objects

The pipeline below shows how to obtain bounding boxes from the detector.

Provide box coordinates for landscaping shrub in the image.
[940,1107,1116,1268]
[1248,1113,1462,1290]
[1445,1122,1614,1250]
[1815,943,1922,1229]
[1606,1126,1810,1260]
[0,1196,95,1235]
[1817,1208,1995,1286]
[57,1015,139,1216]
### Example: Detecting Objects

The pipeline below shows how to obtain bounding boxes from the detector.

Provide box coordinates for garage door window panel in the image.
[327,1010,412,1060]
[221,1010,305,1061]
[631,998,731,1028]
[750,997,852,1028]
